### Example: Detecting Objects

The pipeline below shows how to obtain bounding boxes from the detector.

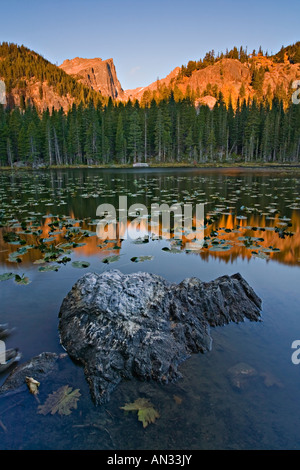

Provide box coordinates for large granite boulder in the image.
[58,270,262,405]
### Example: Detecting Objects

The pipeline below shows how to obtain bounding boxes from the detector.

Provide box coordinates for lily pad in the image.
[38,265,60,272]
[14,274,31,285]
[209,245,232,251]
[8,252,22,263]
[33,259,47,265]
[161,247,181,253]
[102,255,120,264]
[130,256,154,262]
[71,261,90,269]
[0,272,15,281]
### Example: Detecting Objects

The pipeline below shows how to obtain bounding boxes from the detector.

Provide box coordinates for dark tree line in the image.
[0,93,299,167]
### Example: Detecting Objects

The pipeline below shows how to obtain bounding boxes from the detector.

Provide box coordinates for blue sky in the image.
[0,0,299,90]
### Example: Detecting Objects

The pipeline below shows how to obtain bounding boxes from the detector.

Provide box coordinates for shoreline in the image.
[1,162,300,172]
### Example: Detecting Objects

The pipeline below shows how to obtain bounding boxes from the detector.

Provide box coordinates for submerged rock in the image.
[227,362,258,390]
[58,270,262,405]
[0,352,64,396]
[259,371,284,388]
[227,362,284,390]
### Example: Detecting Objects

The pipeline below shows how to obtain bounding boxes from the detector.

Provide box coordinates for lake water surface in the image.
[0,167,300,450]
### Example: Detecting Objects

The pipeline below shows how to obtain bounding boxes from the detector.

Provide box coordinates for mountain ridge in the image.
[59,56,125,100]
[56,41,300,108]
[0,42,104,112]
[121,50,300,107]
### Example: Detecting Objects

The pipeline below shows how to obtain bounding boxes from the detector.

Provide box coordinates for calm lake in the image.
[0,167,300,450]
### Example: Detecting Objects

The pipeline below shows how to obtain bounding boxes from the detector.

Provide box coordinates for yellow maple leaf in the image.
[120,398,160,428]
[37,385,81,416]
[25,376,40,395]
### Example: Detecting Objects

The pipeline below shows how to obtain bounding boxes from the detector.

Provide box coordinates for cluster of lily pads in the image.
[0,214,96,281]
[0,171,299,285]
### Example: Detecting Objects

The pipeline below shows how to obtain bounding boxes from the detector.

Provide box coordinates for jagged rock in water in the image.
[0,323,15,339]
[58,270,262,405]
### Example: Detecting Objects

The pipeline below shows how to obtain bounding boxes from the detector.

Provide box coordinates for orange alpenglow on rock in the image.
[59,57,125,100]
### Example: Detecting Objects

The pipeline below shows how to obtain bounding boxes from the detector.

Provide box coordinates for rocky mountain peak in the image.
[59,56,125,100]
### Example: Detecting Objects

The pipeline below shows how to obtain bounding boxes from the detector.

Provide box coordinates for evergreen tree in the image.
[115,113,126,163]
[127,109,142,163]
